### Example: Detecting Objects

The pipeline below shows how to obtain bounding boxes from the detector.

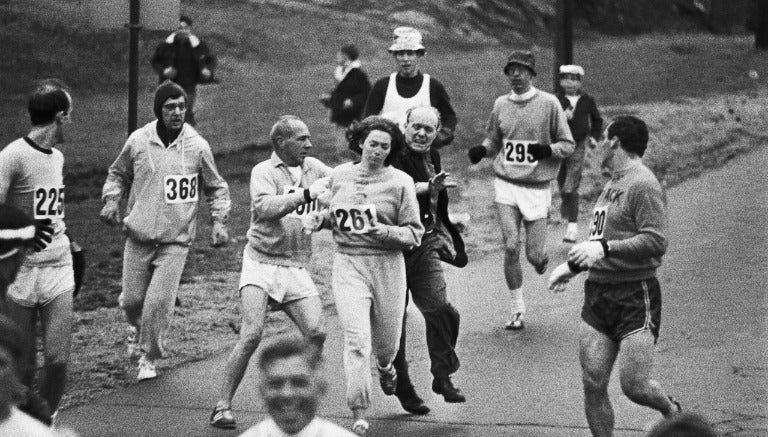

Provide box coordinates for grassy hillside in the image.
[2,0,767,171]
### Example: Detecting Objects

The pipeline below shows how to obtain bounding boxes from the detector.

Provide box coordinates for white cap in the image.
[559,65,585,76]
[388,27,425,52]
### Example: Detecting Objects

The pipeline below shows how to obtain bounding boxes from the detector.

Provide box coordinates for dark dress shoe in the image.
[396,389,430,415]
[432,377,466,403]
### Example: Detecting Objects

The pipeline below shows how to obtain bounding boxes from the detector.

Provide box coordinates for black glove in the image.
[33,219,53,252]
[528,143,553,160]
[468,146,488,164]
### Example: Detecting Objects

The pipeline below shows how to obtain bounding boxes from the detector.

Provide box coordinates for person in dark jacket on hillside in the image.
[320,44,372,152]
[150,15,216,126]
[391,105,468,415]
[556,65,603,243]
[321,44,371,129]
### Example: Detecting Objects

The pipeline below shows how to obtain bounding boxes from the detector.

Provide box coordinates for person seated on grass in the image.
[238,336,356,437]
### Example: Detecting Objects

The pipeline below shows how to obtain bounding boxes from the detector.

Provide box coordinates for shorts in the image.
[7,264,75,307]
[581,277,662,343]
[238,247,318,307]
[494,178,551,221]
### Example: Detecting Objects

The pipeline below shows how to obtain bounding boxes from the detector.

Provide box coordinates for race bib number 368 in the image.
[589,205,608,241]
[503,140,538,167]
[164,174,199,204]
[33,185,65,219]
[333,204,377,234]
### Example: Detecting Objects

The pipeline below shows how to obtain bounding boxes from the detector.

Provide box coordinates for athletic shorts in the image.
[238,247,318,307]
[7,264,75,307]
[581,277,661,343]
[494,178,551,221]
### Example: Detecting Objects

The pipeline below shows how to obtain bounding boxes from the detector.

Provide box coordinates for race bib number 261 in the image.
[33,185,65,219]
[333,204,377,234]
[164,174,199,204]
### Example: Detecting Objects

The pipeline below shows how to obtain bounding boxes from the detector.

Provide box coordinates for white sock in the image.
[509,288,526,315]
[567,222,578,233]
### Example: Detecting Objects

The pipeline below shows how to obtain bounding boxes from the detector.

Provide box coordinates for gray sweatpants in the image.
[332,251,406,410]
[120,238,189,360]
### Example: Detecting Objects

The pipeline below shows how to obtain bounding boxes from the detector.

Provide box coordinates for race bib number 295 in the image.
[333,204,377,234]
[164,174,199,204]
[33,185,65,219]
[503,140,538,167]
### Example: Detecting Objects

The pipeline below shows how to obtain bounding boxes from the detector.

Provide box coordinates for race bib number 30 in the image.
[333,204,377,234]
[33,185,65,219]
[284,186,321,218]
[503,140,538,167]
[589,205,608,240]
[164,174,199,204]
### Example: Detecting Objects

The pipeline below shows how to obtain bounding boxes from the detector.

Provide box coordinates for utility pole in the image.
[127,0,141,135]
[553,0,573,92]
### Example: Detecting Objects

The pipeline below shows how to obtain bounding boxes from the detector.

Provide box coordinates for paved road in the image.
[60,147,768,436]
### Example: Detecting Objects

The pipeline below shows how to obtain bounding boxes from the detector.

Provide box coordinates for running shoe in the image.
[351,419,369,436]
[126,325,140,359]
[209,406,236,429]
[505,313,525,330]
[137,356,157,381]
[377,363,397,396]
[534,256,549,275]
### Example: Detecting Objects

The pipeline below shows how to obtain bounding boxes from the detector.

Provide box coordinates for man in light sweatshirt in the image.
[100,80,231,381]
[468,50,574,330]
[209,115,331,430]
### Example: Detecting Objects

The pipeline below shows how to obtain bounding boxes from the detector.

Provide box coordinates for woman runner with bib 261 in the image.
[303,116,423,436]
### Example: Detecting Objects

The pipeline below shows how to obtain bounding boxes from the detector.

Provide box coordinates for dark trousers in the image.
[558,138,587,222]
[394,232,460,392]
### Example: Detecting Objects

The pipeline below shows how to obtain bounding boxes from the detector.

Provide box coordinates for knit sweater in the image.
[484,88,575,186]
[326,162,423,255]
[0,137,70,265]
[245,153,332,267]
[588,162,668,283]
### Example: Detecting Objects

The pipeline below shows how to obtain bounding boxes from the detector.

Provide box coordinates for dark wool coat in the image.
[394,147,467,268]
[329,68,371,127]
[556,92,603,142]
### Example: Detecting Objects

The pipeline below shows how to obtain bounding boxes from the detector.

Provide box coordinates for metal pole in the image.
[553,0,574,92]
[127,0,141,135]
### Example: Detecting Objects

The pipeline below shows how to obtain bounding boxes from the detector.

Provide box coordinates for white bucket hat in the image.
[388,27,425,52]
[559,65,585,77]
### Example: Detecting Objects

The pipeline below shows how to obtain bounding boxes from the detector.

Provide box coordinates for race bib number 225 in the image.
[33,185,65,219]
